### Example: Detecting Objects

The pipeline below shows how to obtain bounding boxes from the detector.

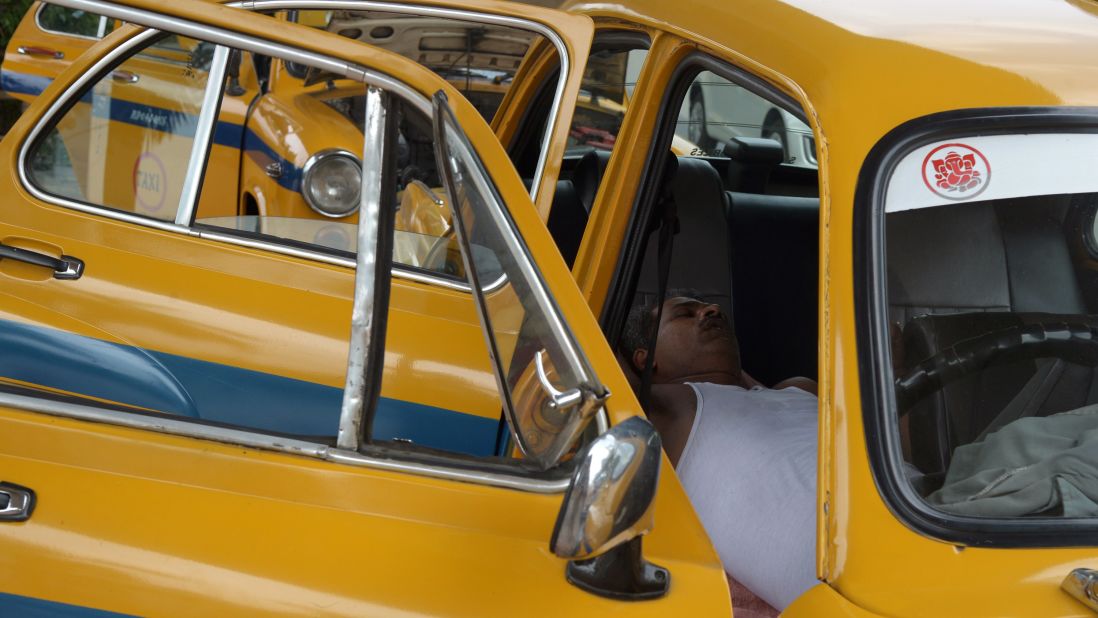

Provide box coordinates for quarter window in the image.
[566,44,648,156]
[26,33,212,222]
[37,5,112,38]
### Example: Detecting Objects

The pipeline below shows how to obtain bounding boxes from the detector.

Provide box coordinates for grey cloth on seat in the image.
[928,404,1098,517]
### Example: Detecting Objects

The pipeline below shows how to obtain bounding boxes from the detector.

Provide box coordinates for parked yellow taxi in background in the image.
[5,0,1098,615]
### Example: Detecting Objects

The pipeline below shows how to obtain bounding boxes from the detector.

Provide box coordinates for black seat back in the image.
[635,157,733,319]
[726,191,819,385]
[546,150,612,268]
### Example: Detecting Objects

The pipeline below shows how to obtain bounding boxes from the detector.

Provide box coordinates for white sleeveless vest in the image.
[677,383,819,610]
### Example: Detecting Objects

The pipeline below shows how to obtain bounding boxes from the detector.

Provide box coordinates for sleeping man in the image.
[621,295,819,614]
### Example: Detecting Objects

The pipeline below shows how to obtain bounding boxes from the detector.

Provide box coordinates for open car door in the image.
[0,0,728,614]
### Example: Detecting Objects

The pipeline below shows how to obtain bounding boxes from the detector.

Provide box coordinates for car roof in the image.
[566,0,1098,159]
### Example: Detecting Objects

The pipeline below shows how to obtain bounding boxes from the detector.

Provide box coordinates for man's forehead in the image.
[665,296,704,310]
[654,297,706,320]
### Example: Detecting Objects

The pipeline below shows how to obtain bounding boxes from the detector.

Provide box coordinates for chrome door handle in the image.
[535,349,583,411]
[1063,568,1098,612]
[0,482,35,522]
[0,242,84,280]
[17,46,63,59]
[110,70,139,84]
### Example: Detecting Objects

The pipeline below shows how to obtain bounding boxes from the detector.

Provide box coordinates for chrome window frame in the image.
[14,0,584,493]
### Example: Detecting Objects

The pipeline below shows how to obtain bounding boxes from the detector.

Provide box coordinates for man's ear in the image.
[632,348,652,374]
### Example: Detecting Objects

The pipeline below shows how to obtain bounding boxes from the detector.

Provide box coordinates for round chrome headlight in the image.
[301,149,362,217]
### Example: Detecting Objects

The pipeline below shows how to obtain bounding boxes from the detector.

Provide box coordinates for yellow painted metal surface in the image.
[562,0,1098,615]
[0,0,729,615]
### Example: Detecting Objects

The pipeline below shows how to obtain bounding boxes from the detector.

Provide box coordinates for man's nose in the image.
[698,303,721,320]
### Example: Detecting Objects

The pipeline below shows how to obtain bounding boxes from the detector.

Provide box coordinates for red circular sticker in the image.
[921,143,990,200]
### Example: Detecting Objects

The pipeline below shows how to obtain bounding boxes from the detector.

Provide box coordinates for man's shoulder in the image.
[649,383,698,415]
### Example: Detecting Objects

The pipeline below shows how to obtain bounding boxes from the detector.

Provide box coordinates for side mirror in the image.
[549,416,670,600]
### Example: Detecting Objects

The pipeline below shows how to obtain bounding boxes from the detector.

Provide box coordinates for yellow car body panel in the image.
[560,0,1098,615]
[0,0,729,615]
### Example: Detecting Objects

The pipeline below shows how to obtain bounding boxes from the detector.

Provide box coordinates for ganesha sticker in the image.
[921,143,990,200]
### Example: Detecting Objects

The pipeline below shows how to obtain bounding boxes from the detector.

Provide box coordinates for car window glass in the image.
[288,10,540,125]
[672,70,818,199]
[437,97,605,465]
[882,132,1098,520]
[25,33,211,222]
[189,11,549,281]
[37,5,111,38]
[566,46,647,156]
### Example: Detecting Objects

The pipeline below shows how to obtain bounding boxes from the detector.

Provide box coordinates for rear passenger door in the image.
[1,2,114,103]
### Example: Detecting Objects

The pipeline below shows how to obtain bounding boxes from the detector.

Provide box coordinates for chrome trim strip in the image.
[0,390,569,493]
[46,0,351,76]
[192,229,357,267]
[326,449,570,493]
[237,0,570,203]
[0,391,328,457]
[176,44,230,226]
[338,86,386,450]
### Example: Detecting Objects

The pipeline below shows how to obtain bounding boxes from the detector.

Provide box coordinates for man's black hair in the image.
[619,288,705,362]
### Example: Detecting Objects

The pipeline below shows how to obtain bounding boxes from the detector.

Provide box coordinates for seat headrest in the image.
[724,137,784,165]
[572,149,612,215]
[724,137,783,193]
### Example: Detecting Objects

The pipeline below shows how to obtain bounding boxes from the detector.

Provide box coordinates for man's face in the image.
[644,297,742,383]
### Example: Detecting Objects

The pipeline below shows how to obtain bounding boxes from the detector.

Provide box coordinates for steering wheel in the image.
[894,321,1098,412]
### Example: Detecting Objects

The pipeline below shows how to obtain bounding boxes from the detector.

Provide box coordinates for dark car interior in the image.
[887,192,1098,497]
[546,135,820,387]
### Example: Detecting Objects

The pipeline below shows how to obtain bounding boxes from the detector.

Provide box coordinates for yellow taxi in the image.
[4,0,1098,616]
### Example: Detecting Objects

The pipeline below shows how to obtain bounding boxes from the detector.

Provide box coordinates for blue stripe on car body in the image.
[0,69,52,97]
[0,592,136,617]
[0,318,498,456]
